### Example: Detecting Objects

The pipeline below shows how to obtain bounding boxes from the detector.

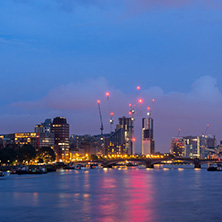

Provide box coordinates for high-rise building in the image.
[142,114,155,155]
[35,119,54,149]
[51,117,70,161]
[107,116,134,155]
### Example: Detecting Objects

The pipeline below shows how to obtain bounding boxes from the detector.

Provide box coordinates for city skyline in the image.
[1,1,222,153]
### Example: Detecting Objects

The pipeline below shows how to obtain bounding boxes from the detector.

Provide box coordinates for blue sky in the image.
[1,0,222,152]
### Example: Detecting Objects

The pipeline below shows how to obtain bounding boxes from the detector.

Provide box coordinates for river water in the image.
[0,166,222,222]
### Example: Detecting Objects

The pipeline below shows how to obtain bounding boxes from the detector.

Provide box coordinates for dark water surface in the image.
[0,167,222,222]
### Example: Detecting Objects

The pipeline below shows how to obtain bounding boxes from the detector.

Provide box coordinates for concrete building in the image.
[51,117,70,161]
[107,116,134,155]
[35,119,54,149]
[69,134,106,156]
[170,137,186,157]
[14,133,40,150]
[170,135,216,159]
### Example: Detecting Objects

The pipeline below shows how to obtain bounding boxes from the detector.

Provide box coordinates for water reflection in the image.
[127,172,157,222]
[0,168,221,222]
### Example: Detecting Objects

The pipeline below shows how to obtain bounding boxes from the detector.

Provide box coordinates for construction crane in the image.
[177,128,181,137]
[105,92,114,133]
[97,100,104,135]
[203,124,210,135]
[128,86,143,121]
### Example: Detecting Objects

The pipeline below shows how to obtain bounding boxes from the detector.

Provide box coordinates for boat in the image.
[46,167,57,172]
[90,163,102,169]
[75,163,89,170]
[15,166,48,174]
[10,169,17,174]
[63,164,75,170]
[207,164,222,171]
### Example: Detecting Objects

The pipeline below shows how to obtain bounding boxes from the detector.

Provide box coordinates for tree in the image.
[17,144,36,163]
[0,148,17,165]
[36,147,56,163]
[5,143,19,150]
[90,154,98,161]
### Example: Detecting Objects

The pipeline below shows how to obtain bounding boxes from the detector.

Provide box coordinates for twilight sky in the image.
[1,0,222,153]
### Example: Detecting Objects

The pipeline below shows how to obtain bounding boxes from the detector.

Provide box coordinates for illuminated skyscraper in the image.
[51,117,70,161]
[142,113,155,155]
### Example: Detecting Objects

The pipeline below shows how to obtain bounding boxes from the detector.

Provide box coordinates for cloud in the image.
[189,75,222,102]
[6,75,222,152]
[11,0,222,13]
[12,77,109,110]
[0,35,29,47]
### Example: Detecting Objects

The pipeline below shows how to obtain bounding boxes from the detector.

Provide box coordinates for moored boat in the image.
[90,163,102,169]
[207,164,222,171]
[15,166,48,174]
[75,163,90,170]
[63,165,75,170]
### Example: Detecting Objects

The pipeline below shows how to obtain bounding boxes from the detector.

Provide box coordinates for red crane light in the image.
[137,86,141,90]
[147,107,151,111]
[129,103,132,107]
[97,100,101,104]
[138,99,143,104]
[131,137,136,142]
[105,92,110,97]
[129,111,132,115]
[110,112,114,116]
[152,99,155,103]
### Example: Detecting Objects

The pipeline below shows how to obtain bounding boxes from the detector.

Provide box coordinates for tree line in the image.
[0,144,56,165]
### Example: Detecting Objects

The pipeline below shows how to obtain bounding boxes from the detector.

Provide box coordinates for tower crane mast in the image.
[105,92,114,133]
[177,128,181,137]
[97,100,104,135]
[203,124,210,135]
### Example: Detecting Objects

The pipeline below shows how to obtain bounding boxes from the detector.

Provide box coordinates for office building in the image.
[35,119,54,149]
[15,133,40,150]
[51,117,70,161]
[107,116,134,155]
[170,135,216,158]
[170,137,186,157]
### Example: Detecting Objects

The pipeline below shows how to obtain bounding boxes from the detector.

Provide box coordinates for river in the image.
[0,166,221,222]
